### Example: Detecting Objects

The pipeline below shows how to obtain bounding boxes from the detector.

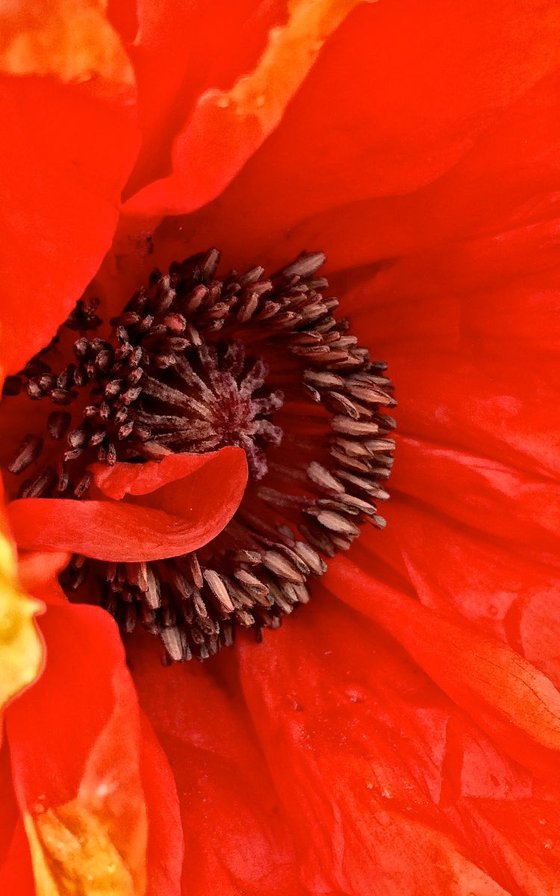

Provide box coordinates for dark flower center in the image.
[2,250,395,662]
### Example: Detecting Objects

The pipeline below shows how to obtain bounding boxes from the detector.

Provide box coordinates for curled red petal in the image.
[0,742,34,895]
[6,447,247,562]
[90,449,235,500]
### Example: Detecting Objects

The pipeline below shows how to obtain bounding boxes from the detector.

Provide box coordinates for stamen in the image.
[2,249,395,662]
[8,435,43,474]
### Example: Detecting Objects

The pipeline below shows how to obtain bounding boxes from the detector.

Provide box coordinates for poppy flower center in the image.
[2,250,395,661]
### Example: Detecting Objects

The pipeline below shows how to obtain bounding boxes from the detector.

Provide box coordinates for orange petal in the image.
[125,0,371,215]
[117,0,282,197]
[0,0,133,83]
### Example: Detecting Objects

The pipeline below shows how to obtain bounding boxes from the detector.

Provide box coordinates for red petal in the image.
[343,209,560,479]
[6,447,247,562]
[0,742,19,869]
[127,632,300,896]
[146,1,560,268]
[125,0,367,216]
[237,590,560,894]
[0,1,139,377]
[0,822,35,896]
[394,439,559,550]
[0,742,34,895]
[0,478,44,713]
[326,557,560,778]
[358,504,560,687]
[139,714,183,896]
[16,551,71,594]
[333,159,560,702]
[117,0,284,198]
[7,605,139,810]
[5,602,182,892]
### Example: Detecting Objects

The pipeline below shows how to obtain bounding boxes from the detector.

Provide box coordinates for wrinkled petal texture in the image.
[7,447,247,562]
[238,595,560,896]
[129,589,560,896]
[0,0,139,377]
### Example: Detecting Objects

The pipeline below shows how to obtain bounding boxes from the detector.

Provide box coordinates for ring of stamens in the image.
[3,250,395,662]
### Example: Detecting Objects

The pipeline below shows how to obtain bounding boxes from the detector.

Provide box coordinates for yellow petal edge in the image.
[23,658,148,895]
[0,0,133,86]
[0,519,43,713]
[24,805,136,896]
[200,0,379,136]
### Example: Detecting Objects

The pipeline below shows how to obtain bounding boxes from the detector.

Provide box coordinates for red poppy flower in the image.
[1,1,560,893]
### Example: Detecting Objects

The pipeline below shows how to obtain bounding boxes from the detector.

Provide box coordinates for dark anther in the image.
[3,249,395,663]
